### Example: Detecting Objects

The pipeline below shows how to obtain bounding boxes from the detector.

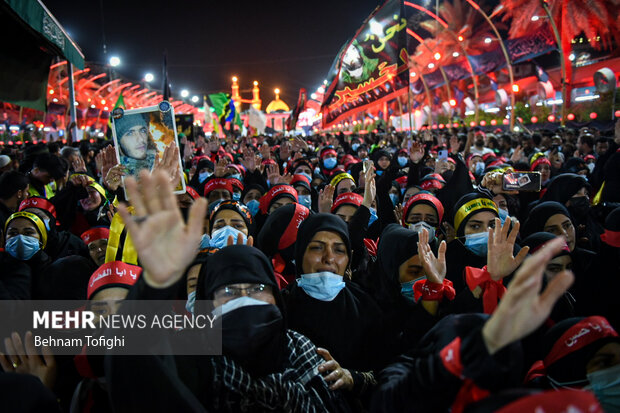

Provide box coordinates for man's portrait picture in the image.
[112,105,185,194]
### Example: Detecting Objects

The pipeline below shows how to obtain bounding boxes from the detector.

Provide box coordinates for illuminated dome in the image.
[265,89,290,113]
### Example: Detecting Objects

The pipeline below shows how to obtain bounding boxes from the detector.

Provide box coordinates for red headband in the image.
[259,185,298,215]
[531,157,551,171]
[331,192,363,213]
[601,229,620,248]
[81,227,110,244]
[19,197,57,220]
[185,186,200,200]
[87,261,142,300]
[229,178,244,192]
[321,149,337,159]
[402,193,445,225]
[203,178,233,197]
[278,203,310,250]
[420,175,445,191]
[543,316,617,369]
[290,174,311,189]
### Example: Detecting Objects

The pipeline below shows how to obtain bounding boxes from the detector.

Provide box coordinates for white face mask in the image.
[212,296,269,317]
[408,221,435,240]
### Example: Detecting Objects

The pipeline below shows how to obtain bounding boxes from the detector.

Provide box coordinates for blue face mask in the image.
[232,192,241,201]
[398,156,408,167]
[498,208,509,225]
[245,199,260,216]
[389,193,399,206]
[230,173,242,182]
[210,226,247,249]
[198,171,212,183]
[401,276,425,302]
[199,234,211,249]
[215,296,269,317]
[475,161,485,176]
[298,194,312,209]
[323,157,337,170]
[376,170,383,176]
[314,167,321,175]
[464,231,489,257]
[584,363,620,412]
[298,172,312,182]
[369,207,378,226]
[297,272,346,301]
[185,290,196,314]
[352,143,360,151]
[5,235,41,261]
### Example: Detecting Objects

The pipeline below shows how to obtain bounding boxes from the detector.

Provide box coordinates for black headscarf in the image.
[521,202,571,239]
[35,255,95,300]
[541,173,588,205]
[284,213,387,371]
[294,213,351,276]
[208,200,255,236]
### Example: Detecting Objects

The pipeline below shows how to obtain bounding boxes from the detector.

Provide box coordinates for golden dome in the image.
[266,89,290,113]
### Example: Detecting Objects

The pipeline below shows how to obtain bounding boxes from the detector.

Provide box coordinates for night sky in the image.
[45,0,381,106]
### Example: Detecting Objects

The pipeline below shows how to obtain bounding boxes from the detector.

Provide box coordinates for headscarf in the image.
[209,200,254,236]
[419,173,446,191]
[5,211,47,249]
[80,227,110,245]
[452,192,499,237]
[290,174,311,192]
[256,203,311,284]
[258,184,298,215]
[331,192,363,214]
[294,213,351,276]
[36,255,95,300]
[402,192,444,227]
[541,174,588,205]
[521,232,570,257]
[521,201,571,239]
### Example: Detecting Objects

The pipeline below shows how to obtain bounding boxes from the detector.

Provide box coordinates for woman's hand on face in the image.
[316,347,354,391]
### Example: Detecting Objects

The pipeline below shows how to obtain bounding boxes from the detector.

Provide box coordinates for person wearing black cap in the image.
[283,212,387,400]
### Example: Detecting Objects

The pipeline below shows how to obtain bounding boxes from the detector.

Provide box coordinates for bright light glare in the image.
[109,56,121,67]
[369,20,383,36]
[144,73,154,82]
[484,37,492,44]
[180,89,189,98]
[191,96,199,103]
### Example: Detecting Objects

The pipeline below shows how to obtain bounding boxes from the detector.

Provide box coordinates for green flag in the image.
[108,93,126,128]
[208,93,242,128]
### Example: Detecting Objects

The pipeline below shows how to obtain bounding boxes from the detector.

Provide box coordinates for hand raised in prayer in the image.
[510,145,524,163]
[362,166,376,209]
[72,156,87,173]
[104,164,126,191]
[152,141,181,185]
[417,228,447,284]
[482,238,574,355]
[101,145,119,184]
[409,141,424,163]
[214,158,228,178]
[0,331,56,389]
[486,217,529,281]
[317,348,354,391]
[240,148,257,173]
[266,164,281,185]
[279,140,292,161]
[318,185,335,213]
[118,170,206,289]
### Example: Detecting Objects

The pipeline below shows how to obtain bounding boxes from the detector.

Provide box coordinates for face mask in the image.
[475,161,485,176]
[584,363,620,411]
[498,208,509,225]
[42,217,51,231]
[215,296,269,316]
[401,276,425,302]
[352,143,360,151]
[185,291,196,314]
[409,221,435,240]
[398,156,408,167]
[232,192,241,201]
[5,235,41,261]
[323,157,337,169]
[568,196,590,222]
[314,167,321,175]
[210,226,247,249]
[245,199,260,216]
[216,301,285,376]
[464,231,489,257]
[298,194,312,209]
[298,172,312,182]
[199,234,211,249]
[369,207,378,226]
[389,193,399,207]
[376,170,383,176]
[198,171,212,183]
[587,163,595,173]
[230,173,242,181]
[297,271,346,301]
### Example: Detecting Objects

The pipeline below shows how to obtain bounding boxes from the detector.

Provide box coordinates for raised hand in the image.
[280,140,292,161]
[240,148,257,173]
[362,166,376,209]
[409,141,424,163]
[317,347,354,391]
[480,171,518,195]
[0,331,56,389]
[417,228,447,284]
[152,141,181,185]
[510,145,524,163]
[487,217,529,281]
[292,136,309,152]
[95,151,104,176]
[278,172,293,185]
[318,185,335,213]
[118,170,207,288]
[260,142,271,160]
[72,156,87,173]
[104,164,126,191]
[482,238,574,354]
[214,158,228,178]
[101,145,119,183]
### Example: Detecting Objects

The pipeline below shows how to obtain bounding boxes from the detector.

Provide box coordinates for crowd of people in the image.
[0,120,618,412]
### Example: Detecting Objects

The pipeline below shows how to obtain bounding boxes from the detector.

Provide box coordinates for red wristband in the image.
[414,279,456,301]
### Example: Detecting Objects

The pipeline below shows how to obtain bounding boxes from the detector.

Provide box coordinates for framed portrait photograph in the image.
[111,102,186,196]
